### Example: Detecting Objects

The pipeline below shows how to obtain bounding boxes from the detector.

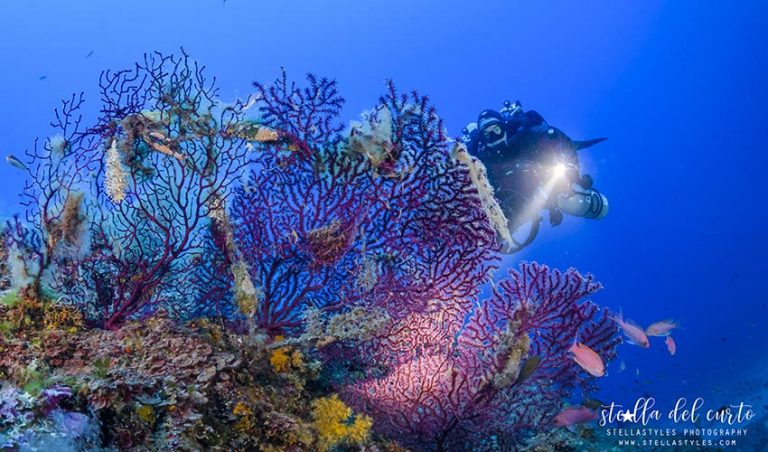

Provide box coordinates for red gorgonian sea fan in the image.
[231,73,619,450]
[339,262,620,451]
[231,75,498,334]
[252,69,346,160]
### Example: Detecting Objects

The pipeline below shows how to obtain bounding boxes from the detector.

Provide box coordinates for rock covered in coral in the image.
[1,51,622,451]
[0,384,101,450]
[0,307,399,451]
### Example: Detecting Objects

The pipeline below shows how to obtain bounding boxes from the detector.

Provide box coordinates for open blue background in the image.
[1,0,767,417]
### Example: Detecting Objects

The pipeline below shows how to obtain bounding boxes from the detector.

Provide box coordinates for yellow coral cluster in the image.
[136,404,156,424]
[232,401,255,432]
[5,288,44,330]
[269,335,304,373]
[270,345,303,373]
[43,304,83,333]
[311,394,372,451]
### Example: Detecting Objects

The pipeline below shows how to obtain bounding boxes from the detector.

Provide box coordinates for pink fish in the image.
[646,319,679,337]
[553,406,598,427]
[665,335,676,356]
[609,309,650,348]
[569,338,605,377]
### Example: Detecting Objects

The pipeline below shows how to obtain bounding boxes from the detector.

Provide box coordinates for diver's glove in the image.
[577,174,594,189]
[549,208,564,226]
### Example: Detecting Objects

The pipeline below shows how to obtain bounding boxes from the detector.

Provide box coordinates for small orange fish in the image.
[646,319,679,337]
[569,338,605,377]
[665,336,676,356]
[610,309,650,348]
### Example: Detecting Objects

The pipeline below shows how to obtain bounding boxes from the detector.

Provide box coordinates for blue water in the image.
[1,0,767,432]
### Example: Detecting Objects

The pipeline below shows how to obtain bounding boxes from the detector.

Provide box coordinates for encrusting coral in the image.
[452,143,514,251]
[104,139,127,203]
[269,336,305,373]
[0,309,390,450]
[311,394,373,451]
[0,51,621,451]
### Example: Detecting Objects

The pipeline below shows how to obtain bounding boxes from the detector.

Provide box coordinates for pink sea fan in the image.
[340,262,620,450]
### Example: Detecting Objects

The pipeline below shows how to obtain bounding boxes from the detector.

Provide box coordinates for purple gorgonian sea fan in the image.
[232,72,619,449]
[340,262,620,451]
[10,50,249,329]
[230,73,499,335]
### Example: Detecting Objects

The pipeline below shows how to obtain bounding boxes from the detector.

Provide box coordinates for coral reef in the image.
[0,304,399,450]
[0,51,621,450]
[337,263,619,450]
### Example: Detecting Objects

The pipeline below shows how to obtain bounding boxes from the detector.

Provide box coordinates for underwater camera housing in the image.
[461,100,608,252]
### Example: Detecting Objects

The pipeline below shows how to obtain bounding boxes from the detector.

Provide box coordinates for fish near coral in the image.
[5,154,27,171]
[665,335,676,356]
[568,338,605,377]
[610,309,650,348]
[553,406,598,427]
[514,355,541,386]
[646,319,679,337]
[581,398,606,410]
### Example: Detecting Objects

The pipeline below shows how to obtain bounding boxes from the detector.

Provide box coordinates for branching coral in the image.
[231,76,498,336]
[252,69,346,158]
[229,74,614,450]
[6,93,98,300]
[16,51,250,329]
[339,263,620,451]
[229,76,622,450]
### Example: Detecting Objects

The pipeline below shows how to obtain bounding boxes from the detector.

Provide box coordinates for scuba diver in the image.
[461,100,609,253]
